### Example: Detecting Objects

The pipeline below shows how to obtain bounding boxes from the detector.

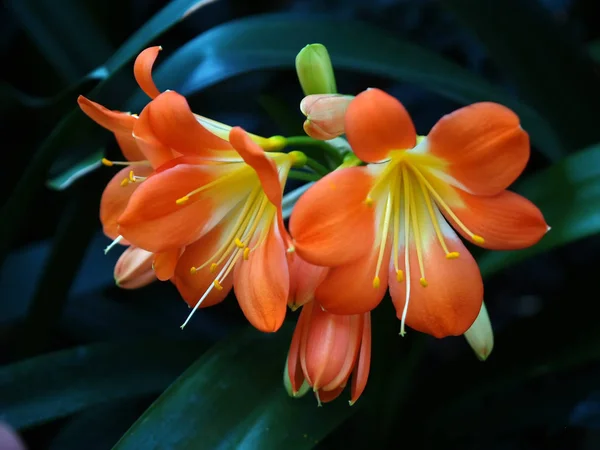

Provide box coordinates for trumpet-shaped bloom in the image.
[290,88,549,338]
[286,301,371,405]
[115,89,304,331]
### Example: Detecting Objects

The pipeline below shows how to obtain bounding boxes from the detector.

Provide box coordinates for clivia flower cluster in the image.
[78,44,548,406]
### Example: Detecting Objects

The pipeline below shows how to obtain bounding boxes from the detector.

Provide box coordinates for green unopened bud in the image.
[295,44,337,95]
[464,302,494,361]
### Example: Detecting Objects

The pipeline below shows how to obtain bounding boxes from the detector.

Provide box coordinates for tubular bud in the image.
[464,302,494,361]
[295,43,337,95]
[114,246,157,289]
[300,94,353,140]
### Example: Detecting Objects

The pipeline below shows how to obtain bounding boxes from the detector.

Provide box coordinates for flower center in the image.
[366,142,485,335]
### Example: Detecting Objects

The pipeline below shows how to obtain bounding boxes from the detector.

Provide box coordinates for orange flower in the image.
[286,301,371,405]
[114,88,305,331]
[290,88,549,338]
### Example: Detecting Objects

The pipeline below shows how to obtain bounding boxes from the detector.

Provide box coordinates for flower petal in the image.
[118,162,244,252]
[134,46,162,99]
[287,306,310,395]
[315,244,389,315]
[288,256,328,310]
[290,167,376,267]
[114,246,156,289]
[389,221,483,338]
[172,224,234,309]
[344,88,416,163]
[464,302,494,361]
[300,94,353,140]
[316,386,345,404]
[233,222,289,332]
[427,102,529,195]
[133,105,177,168]
[444,189,548,250]
[145,91,233,155]
[350,312,371,405]
[299,302,362,391]
[153,247,182,281]
[114,130,145,162]
[100,165,153,240]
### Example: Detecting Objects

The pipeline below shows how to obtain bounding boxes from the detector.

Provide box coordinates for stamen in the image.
[120,178,130,187]
[101,158,150,167]
[213,280,223,291]
[406,168,427,287]
[365,197,374,207]
[396,270,404,282]
[400,168,412,337]
[128,170,135,182]
[190,267,197,275]
[210,263,218,273]
[104,235,123,254]
[411,169,485,245]
[372,192,393,290]
[392,171,402,275]
[102,158,113,166]
[446,252,460,259]
[176,196,190,205]
[174,167,242,205]
[234,238,245,248]
[243,247,250,260]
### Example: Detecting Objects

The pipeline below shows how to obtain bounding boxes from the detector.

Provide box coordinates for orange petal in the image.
[233,223,289,332]
[153,247,182,281]
[145,91,233,155]
[78,95,136,133]
[350,312,371,405]
[389,228,483,338]
[290,167,376,267]
[316,386,345,404]
[114,130,145,162]
[118,162,233,252]
[427,102,530,196]
[133,104,177,168]
[288,256,328,310]
[344,88,416,163]
[114,246,156,289]
[134,46,162,99]
[172,224,234,309]
[100,165,153,240]
[315,244,389,315]
[299,302,362,391]
[445,189,548,250]
[287,306,310,394]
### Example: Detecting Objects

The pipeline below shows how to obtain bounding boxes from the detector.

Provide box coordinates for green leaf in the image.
[114,325,355,450]
[478,143,600,277]
[46,149,104,190]
[0,0,221,267]
[443,0,600,153]
[0,339,209,430]
[7,0,112,82]
[142,13,560,159]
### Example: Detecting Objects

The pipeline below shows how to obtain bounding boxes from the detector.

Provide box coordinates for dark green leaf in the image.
[46,149,104,190]
[141,13,560,159]
[7,0,112,82]
[443,0,600,152]
[0,339,209,430]
[478,143,600,277]
[114,325,355,450]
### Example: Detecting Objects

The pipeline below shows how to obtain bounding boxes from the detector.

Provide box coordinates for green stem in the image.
[304,157,329,176]
[288,170,321,182]
[284,136,344,164]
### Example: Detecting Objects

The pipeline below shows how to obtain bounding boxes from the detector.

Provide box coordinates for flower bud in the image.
[464,302,494,361]
[114,246,157,289]
[295,44,337,95]
[288,255,328,311]
[300,94,353,140]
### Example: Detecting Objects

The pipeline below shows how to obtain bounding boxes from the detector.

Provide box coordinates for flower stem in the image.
[304,157,329,176]
[288,170,321,182]
[284,136,344,164]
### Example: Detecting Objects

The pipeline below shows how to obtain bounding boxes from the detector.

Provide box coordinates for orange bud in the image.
[300,94,354,140]
[114,246,156,289]
[287,255,328,310]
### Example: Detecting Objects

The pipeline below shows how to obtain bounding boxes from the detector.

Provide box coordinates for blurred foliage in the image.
[2,0,600,449]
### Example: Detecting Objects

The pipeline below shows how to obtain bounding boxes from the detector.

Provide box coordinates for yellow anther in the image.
[176,196,190,205]
[372,276,381,289]
[190,267,197,275]
[243,247,250,260]
[120,178,130,187]
[213,280,224,291]
[364,197,374,207]
[101,158,114,166]
[419,277,428,287]
[129,170,135,182]
[396,270,404,282]
[446,252,460,259]
[472,235,485,244]
[234,238,245,248]
[209,263,218,273]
